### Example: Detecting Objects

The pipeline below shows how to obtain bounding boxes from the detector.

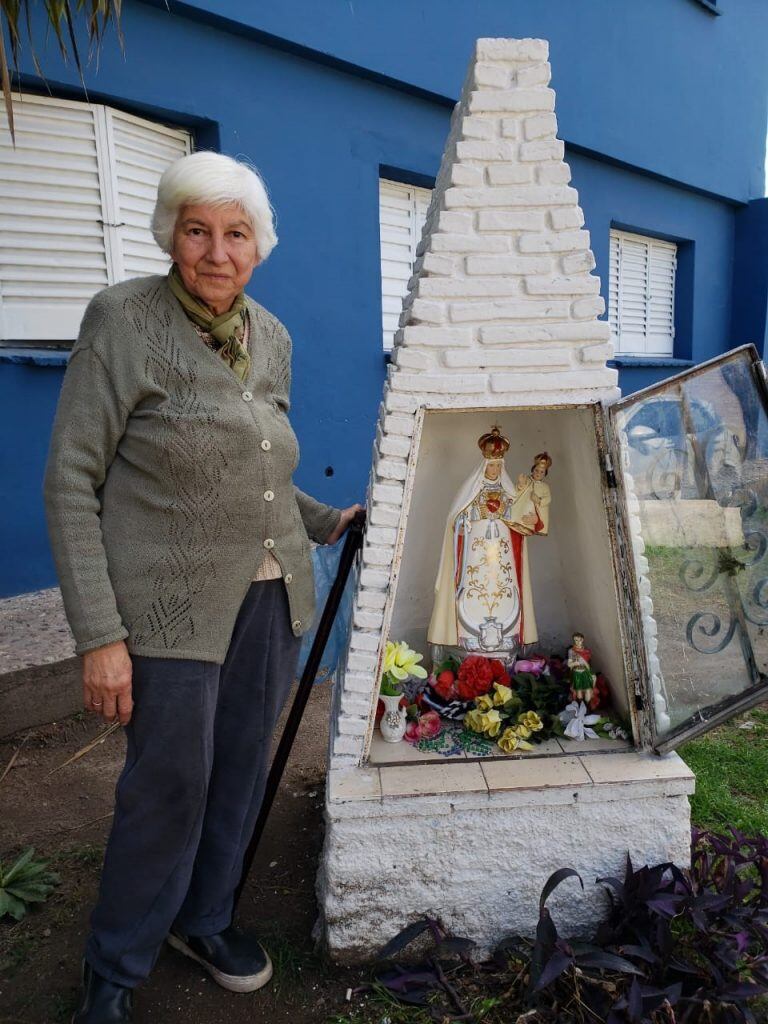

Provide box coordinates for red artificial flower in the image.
[496,672,511,687]
[456,656,494,700]
[431,671,456,701]
[488,659,506,680]
[589,673,610,711]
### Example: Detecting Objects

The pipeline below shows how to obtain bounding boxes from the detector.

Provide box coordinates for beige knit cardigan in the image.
[43,275,341,663]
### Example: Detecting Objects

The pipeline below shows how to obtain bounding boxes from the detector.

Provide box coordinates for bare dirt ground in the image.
[0,684,369,1024]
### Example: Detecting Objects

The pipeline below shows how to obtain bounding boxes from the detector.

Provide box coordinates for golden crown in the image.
[477,425,510,460]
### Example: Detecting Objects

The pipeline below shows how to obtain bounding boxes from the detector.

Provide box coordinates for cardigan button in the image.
[261,439,272,451]
[242,391,253,402]
[263,490,274,502]
[284,573,293,584]
[263,538,275,549]
[292,619,302,631]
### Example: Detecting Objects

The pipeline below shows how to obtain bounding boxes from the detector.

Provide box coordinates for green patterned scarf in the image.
[168,264,250,382]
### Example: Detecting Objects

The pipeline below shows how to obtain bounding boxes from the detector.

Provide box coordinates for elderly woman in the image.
[44,151,360,1024]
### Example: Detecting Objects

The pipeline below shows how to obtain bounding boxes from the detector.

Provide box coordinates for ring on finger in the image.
[91,699,103,706]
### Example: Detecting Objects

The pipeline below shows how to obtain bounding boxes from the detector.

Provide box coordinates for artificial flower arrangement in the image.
[379,640,428,696]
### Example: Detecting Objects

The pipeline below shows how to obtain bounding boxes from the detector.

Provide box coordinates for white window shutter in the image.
[106,108,191,280]
[379,178,432,351]
[609,228,676,357]
[0,94,192,343]
[0,94,110,342]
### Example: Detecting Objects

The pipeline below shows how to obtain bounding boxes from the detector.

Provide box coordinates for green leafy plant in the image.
[0,847,60,921]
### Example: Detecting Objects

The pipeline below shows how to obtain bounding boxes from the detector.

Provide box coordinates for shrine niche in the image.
[316,36,768,964]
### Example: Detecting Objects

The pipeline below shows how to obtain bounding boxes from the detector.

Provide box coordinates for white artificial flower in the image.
[559,700,601,742]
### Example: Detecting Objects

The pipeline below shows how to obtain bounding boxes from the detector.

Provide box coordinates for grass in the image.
[679,706,768,834]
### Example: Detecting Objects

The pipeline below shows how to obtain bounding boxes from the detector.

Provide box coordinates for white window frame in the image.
[379,178,432,352]
[0,93,192,343]
[608,228,677,358]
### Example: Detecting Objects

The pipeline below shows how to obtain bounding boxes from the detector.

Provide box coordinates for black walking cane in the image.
[233,508,367,912]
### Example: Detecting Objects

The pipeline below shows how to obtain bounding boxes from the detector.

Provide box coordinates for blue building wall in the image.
[2,0,767,596]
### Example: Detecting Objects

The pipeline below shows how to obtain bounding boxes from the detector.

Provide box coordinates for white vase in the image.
[379,693,406,743]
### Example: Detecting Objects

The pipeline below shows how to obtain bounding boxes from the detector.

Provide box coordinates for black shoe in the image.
[71,960,133,1023]
[167,925,273,993]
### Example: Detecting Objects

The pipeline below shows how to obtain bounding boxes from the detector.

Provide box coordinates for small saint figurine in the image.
[568,632,597,703]
[428,426,553,661]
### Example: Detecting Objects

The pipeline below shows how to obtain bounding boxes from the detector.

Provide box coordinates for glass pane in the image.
[613,348,768,738]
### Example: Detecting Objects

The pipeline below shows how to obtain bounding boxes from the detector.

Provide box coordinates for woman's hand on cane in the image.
[325,503,364,546]
[82,639,134,726]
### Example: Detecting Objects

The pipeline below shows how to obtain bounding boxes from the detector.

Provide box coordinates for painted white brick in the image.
[354,607,385,630]
[418,277,522,299]
[520,139,564,162]
[466,254,552,276]
[359,567,390,590]
[451,164,484,187]
[580,341,614,363]
[369,504,401,528]
[525,273,600,296]
[445,185,578,209]
[538,163,572,185]
[340,693,373,718]
[350,628,382,652]
[562,250,596,274]
[469,88,556,114]
[476,37,549,62]
[419,253,457,276]
[401,325,474,347]
[381,413,415,437]
[456,140,517,161]
[516,62,552,87]
[430,232,510,253]
[449,298,570,322]
[391,371,487,393]
[477,210,547,232]
[378,433,413,458]
[392,347,435,371]
[347,652,378,674]
[332,734,364,757]
[460,116,496,140]
[518,228,590,253]
[480,320,611,344]
[356,589,387,611]
[406,298,446,323]
[550,206,585,230]
[444,347,571,369]
[524,113,559,140]
[435,211,473,234]
[490,368,618,391]
[373,454,408,480]
[572,295,606,318]
[384,391,419,414]
[500,118,521,138]
[343,670,375,694]
[370,483,405,507]
[474,62,510,88]
[486,164,533,186]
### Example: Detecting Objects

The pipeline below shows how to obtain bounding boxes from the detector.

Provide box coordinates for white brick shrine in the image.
[316,38,696,962]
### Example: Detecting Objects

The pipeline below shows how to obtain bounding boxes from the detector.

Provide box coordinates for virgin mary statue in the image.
[427,426,552,662]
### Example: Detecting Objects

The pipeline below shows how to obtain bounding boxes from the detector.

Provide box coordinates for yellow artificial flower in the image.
[464,709,485,733]
[518,711,544,733]
[492,684,514,706]
[475,694,495,713]
[478,709,502,737]
[515,723,532,740]
[382,640,428,681]
[499,725,535,753]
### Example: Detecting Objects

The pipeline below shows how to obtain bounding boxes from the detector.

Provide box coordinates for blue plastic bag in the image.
[293,540,356,685]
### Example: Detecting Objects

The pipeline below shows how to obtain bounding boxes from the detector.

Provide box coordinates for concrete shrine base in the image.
[316,751,695,962]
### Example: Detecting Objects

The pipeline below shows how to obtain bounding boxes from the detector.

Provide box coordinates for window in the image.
[379,178,432,351]
[0,93,192,343]
[608,229,677,358]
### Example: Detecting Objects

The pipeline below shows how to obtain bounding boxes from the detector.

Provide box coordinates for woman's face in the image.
[532,462,547,482]
[171,202,260,315]
[484,461,502,482]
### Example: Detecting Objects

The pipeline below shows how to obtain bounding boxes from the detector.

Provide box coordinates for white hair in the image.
[151,151,278,260]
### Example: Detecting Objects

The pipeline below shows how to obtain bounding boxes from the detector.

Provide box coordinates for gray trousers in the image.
[85,580,302,987]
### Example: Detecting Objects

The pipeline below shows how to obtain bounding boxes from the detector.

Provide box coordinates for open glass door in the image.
[608,345,768,754]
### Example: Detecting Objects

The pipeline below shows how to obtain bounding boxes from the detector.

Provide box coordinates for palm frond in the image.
[0,0,123,144]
